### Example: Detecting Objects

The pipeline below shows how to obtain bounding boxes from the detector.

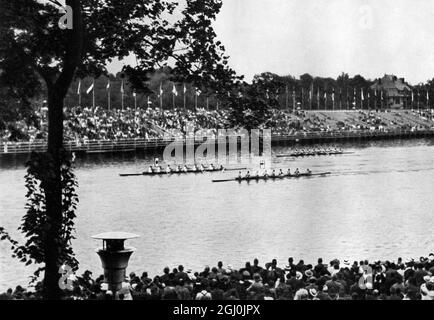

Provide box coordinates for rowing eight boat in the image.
[276,152,354,158]
[119,167,247,177]
[212,172,331,183]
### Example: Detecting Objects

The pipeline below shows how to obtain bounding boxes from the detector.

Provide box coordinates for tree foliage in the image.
[0,150,79,284]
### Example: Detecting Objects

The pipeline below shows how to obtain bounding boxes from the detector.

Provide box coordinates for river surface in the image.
[1,139,434,290]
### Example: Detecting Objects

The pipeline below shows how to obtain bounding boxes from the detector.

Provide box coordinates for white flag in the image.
[86,81,94,94]
[77,80,81,95]
[361,89,364,101]
[120,80,124,93]
[183,84,187,94]
[172,83,178,96]
[195,88,201,96]
[159,83,163,97]
[106,79,110,90]
[133,91,137,97]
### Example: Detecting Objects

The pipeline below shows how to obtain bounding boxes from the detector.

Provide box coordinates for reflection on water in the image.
[1,139,434,290]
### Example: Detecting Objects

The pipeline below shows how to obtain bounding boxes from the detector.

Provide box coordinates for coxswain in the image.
[294,168,300,175]
[148,166,153,173]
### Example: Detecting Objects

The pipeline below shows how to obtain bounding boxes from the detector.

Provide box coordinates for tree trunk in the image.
[40,0,84,300]
[43,86,65,300]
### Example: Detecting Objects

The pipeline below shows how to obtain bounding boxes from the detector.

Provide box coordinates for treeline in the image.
[64,69,222,110]
[64,70,434,111]
[250,72,434,110]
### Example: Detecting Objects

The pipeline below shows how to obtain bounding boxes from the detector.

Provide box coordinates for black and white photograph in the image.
[1,0,434,311]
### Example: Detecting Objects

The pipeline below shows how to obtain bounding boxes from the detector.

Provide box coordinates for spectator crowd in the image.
[1,106,434,143]
[2,253,434,300]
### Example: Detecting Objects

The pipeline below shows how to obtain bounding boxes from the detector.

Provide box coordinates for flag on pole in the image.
[77,80,81,94]
[332,88,335,102]
[172,83,178,96]
[133,91,137,97]
[183,84,187,94]
[265,89,269,99]
[86,81,94,94]
[361,88,364,101]
[120,80,124,93]
[195,88,201,96]
[106,79,110,90]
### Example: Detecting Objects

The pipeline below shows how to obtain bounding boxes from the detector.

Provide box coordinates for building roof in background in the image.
[370,74,412,91]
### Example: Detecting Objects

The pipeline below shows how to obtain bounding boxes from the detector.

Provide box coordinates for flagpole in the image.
[183,85,186,110]
[206,97,209,110]
[195,94,198,111]
[285,85,288,111]
[78,80,82,107]
[310,84,313,111]
[107,79,111,110]
[332,90,335,111]
[159,83,163,112]
[92,79,95,109]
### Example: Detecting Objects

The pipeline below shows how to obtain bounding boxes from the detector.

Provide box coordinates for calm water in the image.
[1,139,434,290]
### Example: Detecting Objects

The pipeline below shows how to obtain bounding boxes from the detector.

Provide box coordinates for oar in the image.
[119,173,144,177]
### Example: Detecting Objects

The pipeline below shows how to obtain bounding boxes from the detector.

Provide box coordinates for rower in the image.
[200,164,205,172]
[263,170,268,178]
[245,171,250,178]
[166,165,172,174]
[148,166,153,173]
[209,163,215,170]
[287,168,291,176]
[255,170,259,178]
[177,165,182,173]
[192,164,198,172]
[271,169,276,178]
[294,168,300,175]
[219,164,224,171]
[238,171,242,179]
[183,164,188,172]
[279,169,284,176]
[306,168,312,175]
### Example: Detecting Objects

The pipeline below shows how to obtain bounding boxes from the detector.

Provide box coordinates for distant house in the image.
[370,75,412,109]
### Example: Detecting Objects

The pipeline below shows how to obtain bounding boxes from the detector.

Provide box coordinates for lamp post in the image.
[92,232,139,293]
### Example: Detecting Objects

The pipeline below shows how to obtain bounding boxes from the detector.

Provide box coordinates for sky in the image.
[108,0,434,85]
